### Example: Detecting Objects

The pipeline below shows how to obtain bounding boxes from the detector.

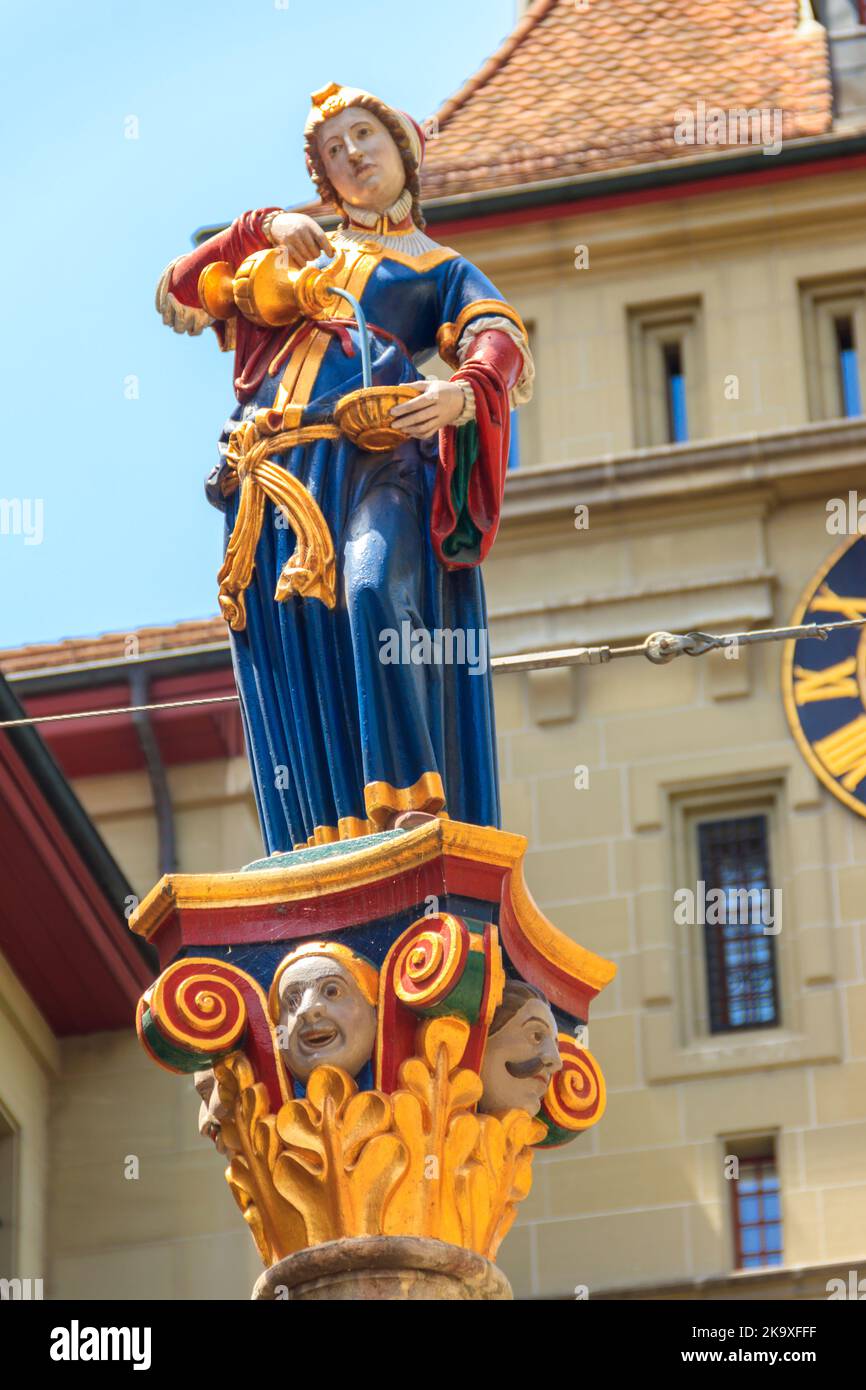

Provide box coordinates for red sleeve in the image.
[167,207,283,310]
[431,329,524,569]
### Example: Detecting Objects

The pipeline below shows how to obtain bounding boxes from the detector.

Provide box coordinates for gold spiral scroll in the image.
[537,1035,607,1148]
[392,914,470,1010]
[151,961,246,1051]
[140,958,250,1072]
[217,418,337,632]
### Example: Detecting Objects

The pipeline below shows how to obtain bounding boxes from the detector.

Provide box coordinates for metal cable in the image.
[2,615,863,730]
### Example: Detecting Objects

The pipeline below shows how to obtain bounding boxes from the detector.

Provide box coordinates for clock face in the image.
[783,535,866,820]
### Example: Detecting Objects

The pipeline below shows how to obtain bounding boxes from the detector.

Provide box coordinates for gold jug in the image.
[198,246,347,329]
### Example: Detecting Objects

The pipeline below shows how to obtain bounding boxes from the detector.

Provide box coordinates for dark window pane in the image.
[834,319,863,418]
[762,1193,781,1222]
[663,341,689,442]
[698,816,780,1033]
[732,1153,784,1270]
[741,1227,762,1254]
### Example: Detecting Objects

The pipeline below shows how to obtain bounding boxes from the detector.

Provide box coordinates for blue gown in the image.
[207,238,509,853]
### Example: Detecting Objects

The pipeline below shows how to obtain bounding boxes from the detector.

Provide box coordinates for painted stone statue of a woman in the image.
[156,82,534,854]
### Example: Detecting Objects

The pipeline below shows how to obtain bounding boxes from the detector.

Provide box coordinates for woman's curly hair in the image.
[304,93,425,230]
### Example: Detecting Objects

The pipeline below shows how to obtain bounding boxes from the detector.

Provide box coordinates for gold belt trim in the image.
[364,771,447,829]
[436,299,528,370]
[290,782,449,850]
[217,420,338,632]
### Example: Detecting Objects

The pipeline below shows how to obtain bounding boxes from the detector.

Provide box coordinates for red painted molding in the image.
[432,153,866,239]
[140,850,597,1020]
[0,732,152,1033]
[22,667,243,778]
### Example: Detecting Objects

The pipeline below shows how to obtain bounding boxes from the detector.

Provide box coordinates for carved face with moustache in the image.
[479,981,563,1117]
[273,946,378,1085]
[194,1068,228,1154]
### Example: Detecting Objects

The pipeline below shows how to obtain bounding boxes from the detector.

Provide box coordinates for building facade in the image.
[1,0,865,1299]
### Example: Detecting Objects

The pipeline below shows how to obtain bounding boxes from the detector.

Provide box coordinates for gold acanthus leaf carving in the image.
[215,1053,307,1265]
[213,1021,544,1265]
[273,1067,407,1247]
[459,1108,546,1260]
[384,1016,483,1244]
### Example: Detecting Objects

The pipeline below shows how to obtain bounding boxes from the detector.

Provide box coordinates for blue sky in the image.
[0,0,515,649]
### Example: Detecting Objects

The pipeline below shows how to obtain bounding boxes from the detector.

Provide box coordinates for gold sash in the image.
[217,418,338,632]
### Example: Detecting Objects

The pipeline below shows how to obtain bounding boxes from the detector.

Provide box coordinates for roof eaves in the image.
[420,127,866,222]
[0,673,157,975]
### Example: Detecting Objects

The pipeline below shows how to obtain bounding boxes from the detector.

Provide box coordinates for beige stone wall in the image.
[71,756,264,898]
[48,1030,260,1301]
[471,168,866,1295]
[0,951,58,1283]
[458,167,866,467]
[28,164,866,1299]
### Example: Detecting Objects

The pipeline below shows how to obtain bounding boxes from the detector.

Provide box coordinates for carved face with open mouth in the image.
[277,957,378,1084]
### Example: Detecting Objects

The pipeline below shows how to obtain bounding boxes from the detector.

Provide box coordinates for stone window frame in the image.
[717,1130,784,1274]
[630,750,844,1084]
[800,273,866,421]
[674,785,790,1046]
[626,297,706,449]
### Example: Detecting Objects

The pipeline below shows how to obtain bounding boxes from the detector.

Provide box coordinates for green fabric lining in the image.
[442,420,482,562]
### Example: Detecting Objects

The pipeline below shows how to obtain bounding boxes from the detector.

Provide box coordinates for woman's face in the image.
[317,106,406,213]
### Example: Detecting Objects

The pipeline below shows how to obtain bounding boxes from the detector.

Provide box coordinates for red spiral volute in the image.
[150,958,248,1053]
[393,914,470,1010]
[539,1036,606,1145]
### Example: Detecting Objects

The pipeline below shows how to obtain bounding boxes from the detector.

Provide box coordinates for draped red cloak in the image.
[432,328,524,569]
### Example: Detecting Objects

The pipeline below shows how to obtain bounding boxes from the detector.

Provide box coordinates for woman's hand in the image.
[390,380,466,439]
[268,212,333,267]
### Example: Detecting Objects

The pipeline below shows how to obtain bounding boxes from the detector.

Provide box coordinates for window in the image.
[697,814,780,1032]
[728,1138,784,1270]
[818,0,866,117]
[663,341,688,442]
[801,277,866,420]
[836,315,863,415]
[628,300,704,447]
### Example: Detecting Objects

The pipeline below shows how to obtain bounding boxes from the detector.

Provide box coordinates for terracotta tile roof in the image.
[0,618,228,677]
[419,0,834,199]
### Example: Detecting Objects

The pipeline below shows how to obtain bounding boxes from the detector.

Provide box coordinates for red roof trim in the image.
[0,731,152,1033]
[431,152,866,238]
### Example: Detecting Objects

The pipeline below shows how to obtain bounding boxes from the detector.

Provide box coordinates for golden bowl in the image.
[334,384,424,453]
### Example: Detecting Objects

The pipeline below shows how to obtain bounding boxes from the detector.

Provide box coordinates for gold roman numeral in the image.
[793,658,859,704]
[809,585,866,621]
[814,715,866,791]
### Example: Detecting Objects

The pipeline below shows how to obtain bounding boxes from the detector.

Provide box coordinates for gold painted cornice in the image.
[128,818,616,998]
[130,821,522,930]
